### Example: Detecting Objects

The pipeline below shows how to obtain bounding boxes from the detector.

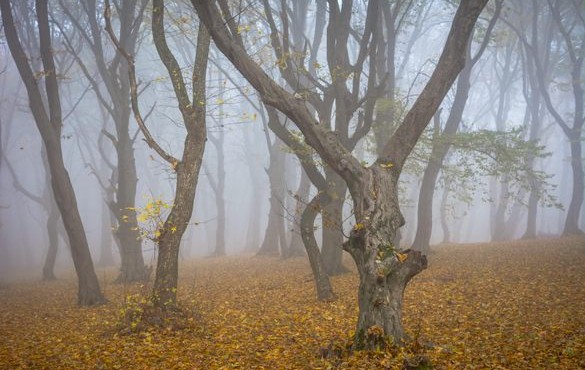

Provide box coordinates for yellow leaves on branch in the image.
[125,196,172,242]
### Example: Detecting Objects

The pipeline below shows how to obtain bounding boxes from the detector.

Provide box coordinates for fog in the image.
[0,0,583,285]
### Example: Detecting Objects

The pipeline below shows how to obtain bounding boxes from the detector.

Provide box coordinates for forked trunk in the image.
[346,169,427,349]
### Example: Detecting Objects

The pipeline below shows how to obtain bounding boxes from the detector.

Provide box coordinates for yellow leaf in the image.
[396,252,408,263]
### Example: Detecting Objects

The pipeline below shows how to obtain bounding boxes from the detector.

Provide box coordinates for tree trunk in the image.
[285,169,310,258]
[257,138,286,256]
[210,67,227,256]
[439,183,451,243]
[321,169,348,275]
[523,186,539,238]
[98,196,115,267]
[114,113,146,282]
[212,142,227,256]
[42,201,59,281]
[346,169,427,349]
[503,199,524,240]
[49,150,106,305]
[411,160,441,253]
[301,194,334,301]
[146,8,210,307]
[153,131,206,307]
[564,135,584,234]
[492,177,510,241]
[412,46,474,252]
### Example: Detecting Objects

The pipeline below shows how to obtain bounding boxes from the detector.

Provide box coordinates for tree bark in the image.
[321,169,348,274]
[285,169,310,258]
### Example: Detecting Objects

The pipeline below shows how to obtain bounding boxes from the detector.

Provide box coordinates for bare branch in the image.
[104,0,178,165]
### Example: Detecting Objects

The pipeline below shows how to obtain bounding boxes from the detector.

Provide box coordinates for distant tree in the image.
[105,0,210,308]
[73,109,119,267]
[412,0,502,253]
[507,0,584,235]
[285,168,310,258]
[206,69,227,257]
[1,144,66,280]
[191,0,487,349]
[1,0,105,305]
[257,117,288,257]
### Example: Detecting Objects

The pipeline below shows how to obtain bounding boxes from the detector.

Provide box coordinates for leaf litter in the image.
[0,236,584,369]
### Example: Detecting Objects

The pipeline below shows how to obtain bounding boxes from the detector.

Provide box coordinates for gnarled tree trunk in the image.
[345,169,427,348]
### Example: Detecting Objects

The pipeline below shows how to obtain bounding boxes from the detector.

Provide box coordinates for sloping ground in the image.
[0,236,584,369]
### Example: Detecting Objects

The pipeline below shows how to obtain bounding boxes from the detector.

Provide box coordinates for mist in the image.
[0,0,584,368]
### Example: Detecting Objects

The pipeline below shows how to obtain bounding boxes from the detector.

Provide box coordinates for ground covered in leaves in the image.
[1,236,584,369]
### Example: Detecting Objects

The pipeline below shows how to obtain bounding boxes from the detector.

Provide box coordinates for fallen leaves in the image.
[0,236,584,369]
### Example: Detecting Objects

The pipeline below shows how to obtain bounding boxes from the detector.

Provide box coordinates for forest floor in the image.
[1,236,584,369]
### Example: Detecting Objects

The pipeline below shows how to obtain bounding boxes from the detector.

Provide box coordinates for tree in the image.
[412,1,502,252]
[191,0,487,349]
[206,69,227,257]
[58,0,149,282]
[105,0,210,308]
[1,0,105,305]
[2,145,67,280]
[256,0,385,275]
[507,0,584,235]
[257,122,288,256]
